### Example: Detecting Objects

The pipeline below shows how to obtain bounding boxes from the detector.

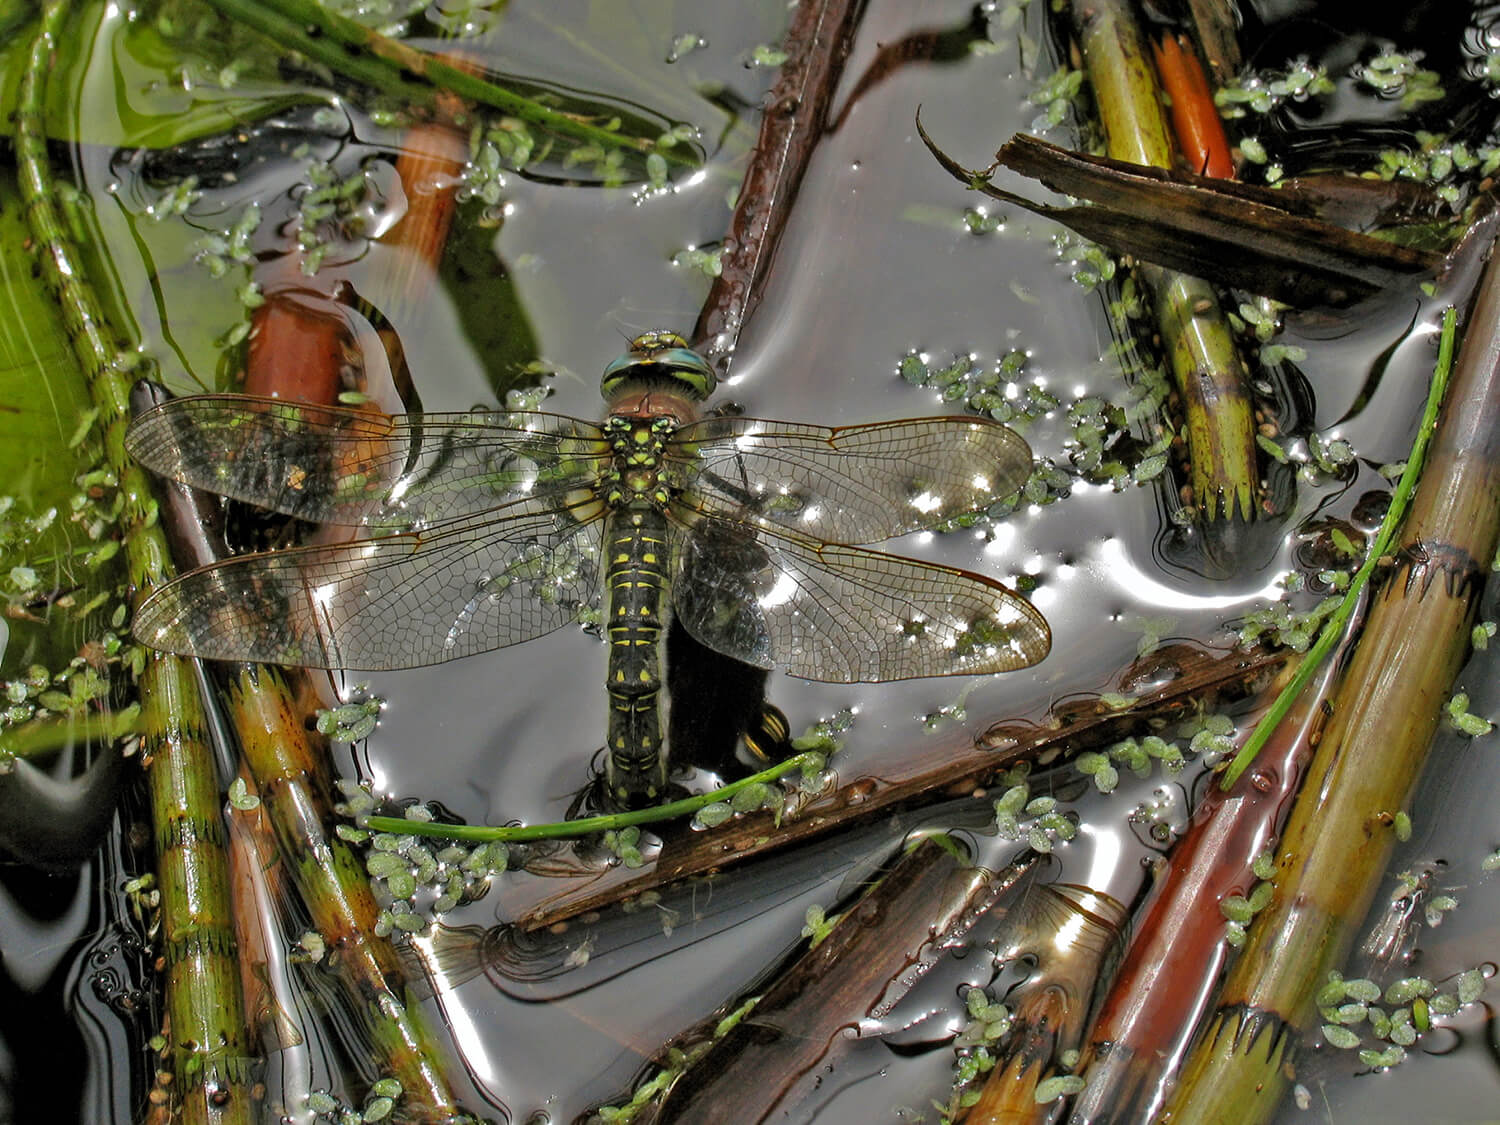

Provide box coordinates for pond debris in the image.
[501,641,1285,930]
[645,838,1039,1123]
[921,129,1448,310]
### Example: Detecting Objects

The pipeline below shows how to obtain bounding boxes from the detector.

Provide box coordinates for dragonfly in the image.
[127,331,1051,806]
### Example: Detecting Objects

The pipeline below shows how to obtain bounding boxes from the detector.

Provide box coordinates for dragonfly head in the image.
[601,331,717,403]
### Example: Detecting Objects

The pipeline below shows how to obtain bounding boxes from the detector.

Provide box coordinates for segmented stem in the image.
[1070,0,1260,524]
[15,6,255,1121]
[222,664,476,1121]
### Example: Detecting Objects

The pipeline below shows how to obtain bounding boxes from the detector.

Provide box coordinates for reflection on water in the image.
[7,0,1500,1122]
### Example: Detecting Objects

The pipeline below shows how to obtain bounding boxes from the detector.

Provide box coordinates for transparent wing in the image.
[126,395,610,531]
[670,515,1050,682]
[668,416,1032,545]
[133,497,607,669]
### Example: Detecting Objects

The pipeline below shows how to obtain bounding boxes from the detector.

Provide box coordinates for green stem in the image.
[0,704,141,760]
[16,6,255,1121]
[202,0,695,166]
[1220,304,1457,789]
[365,751,821,842]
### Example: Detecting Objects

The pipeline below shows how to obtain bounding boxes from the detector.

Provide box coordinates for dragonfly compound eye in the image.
[600,333,717,402]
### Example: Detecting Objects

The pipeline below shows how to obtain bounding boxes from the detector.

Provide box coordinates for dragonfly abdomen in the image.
[603,505,672,805]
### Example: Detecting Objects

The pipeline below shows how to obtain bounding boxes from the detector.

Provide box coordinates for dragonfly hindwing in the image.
[670,516,779,671]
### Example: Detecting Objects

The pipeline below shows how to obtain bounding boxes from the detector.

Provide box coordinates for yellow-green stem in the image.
[15,5,255,1120]
[141,656,258,1121]
[1071,0,1259,523]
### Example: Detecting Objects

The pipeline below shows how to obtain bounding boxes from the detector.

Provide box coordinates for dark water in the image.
[5,0,1500,1121]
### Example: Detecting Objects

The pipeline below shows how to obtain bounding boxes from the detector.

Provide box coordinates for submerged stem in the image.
[0,705,140,760]
[202,0,694,166]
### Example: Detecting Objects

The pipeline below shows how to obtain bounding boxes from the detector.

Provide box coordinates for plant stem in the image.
[519,643,1285,930]
[364,751,823,842]
[1070,0,1260,525]
[965,885,1127,1122]
[16,6,255,1121]
[653,839,1034,1123]
[1152,33,1233,178]
[1165,246,1500,1123]
[1067,599,1365,1124]
[221,664,476,1120]
[201,0,694,166]
[1220,306,1457,790]
[0,704,140,759]
[142,378,481,1117]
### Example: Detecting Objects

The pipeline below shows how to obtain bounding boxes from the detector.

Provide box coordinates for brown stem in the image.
[650,839,1037,1124]
[691,0,865,366]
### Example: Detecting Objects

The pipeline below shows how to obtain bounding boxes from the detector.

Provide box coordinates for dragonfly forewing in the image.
[670,415,1032,545]
[133,497,608,669]
[126,395,610,532]
[670,514,1050,682]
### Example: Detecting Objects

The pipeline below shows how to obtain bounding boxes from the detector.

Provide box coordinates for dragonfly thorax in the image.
[603,415,675,508]
[619,467,668,505]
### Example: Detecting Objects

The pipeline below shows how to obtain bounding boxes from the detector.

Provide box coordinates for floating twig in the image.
[692,0,865,362]
[501,642,1285,930]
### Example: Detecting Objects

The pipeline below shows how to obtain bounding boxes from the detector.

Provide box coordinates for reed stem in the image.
[1166,262,1500,1122]
[15,7,255,1118]
[1069,0,1260,524]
